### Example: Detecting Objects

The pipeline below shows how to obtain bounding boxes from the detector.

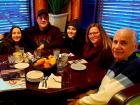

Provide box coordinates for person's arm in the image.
[78,55,140,105]
[78,75,125,105]
[37,44,44,50]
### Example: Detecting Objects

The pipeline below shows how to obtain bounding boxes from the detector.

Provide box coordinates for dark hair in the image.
[37,9,48,17]
[67,19,80,30]
[66,19,83,39]
[8,26,22,39]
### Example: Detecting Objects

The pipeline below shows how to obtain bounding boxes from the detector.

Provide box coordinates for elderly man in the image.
[23,9,64,50]
[73,28,140,105]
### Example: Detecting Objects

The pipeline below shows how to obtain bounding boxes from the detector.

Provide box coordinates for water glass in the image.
[57,59,65,75]
[8,55,15,64]
[61,53,68,66]
[53,48,60,59]
[19,47,24,54]
[34,50,41,59]
[8,55,15,68]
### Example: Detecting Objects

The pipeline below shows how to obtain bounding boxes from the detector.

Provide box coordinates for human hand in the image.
[68,99,80,105]
[0,34,4,40]
[37,44,44,50]
[75,99,81,105]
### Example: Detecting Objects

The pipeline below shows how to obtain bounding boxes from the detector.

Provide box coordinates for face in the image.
[88,26,101,45]
[37,14,49,30]
[67,26,77,39]
[112,30,137,61]
[12,28,22,42]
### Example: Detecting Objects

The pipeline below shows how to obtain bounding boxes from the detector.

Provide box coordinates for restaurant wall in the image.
[34,0,48,22]
[33,0,82,23]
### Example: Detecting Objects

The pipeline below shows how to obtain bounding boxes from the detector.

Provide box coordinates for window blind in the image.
[0,0,30,34]
[97,0,140,43]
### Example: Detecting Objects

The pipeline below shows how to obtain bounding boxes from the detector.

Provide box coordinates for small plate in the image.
[14,63,29,69]
[26,70,44,82]
[71,63,86,71]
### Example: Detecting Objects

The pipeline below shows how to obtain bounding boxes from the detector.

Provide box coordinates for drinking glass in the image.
[57,58,65,75]
[61,53,68,66]
[8,55,15,68]
[53,48,60,59]
[19,47,24,54]
[34,50,41,59]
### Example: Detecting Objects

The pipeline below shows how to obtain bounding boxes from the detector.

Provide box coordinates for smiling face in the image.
[88,26,101,46]
[12,27,22,42]
[112,29,137,61]
[67,26,77,39]
[37,14,49,31]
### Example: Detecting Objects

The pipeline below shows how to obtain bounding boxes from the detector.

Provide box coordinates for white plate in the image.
[26,70,44,82]
[14,63,29,69]
[71,63,86,71]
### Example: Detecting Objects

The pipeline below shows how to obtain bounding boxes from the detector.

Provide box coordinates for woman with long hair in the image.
[83,23,114,69]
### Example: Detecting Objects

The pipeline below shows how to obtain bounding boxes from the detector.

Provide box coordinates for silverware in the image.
[53,77,71,84]
[73,59,82,64]
[42,76,48,88]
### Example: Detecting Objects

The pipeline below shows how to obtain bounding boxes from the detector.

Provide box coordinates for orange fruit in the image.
[33,62,38,66]
[44,62,51,68]
[49,57,56,65]
[36,58,45,66]
[44,59,50,64]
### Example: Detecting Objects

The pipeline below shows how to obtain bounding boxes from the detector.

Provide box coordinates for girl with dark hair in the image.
[0,26,36,54]
[63,19,85,56]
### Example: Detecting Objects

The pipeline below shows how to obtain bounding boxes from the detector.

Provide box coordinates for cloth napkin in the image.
[38,74,62,89]
[68,59,88,64]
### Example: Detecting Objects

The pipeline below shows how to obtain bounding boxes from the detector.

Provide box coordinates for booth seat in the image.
[108,83,140,105]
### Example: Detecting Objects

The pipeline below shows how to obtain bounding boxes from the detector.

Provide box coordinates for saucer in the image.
[71,63,86,71]
[14,63,29,69]
[26,70,44,82]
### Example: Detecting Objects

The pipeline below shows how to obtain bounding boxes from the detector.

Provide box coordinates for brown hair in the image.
[85,23,112,50]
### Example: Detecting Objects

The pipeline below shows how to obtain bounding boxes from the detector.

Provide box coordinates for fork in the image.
[42,76,48,88]
[73,59,82,64]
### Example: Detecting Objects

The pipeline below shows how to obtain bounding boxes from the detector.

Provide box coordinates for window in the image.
[97,0,140,43]
[0,0,31,34]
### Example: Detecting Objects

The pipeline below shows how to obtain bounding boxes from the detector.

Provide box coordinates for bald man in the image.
[74,28,140,105]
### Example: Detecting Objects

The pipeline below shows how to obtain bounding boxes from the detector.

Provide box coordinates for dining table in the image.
[0,48,106,105]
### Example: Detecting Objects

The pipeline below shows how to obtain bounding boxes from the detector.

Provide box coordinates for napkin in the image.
[68,59,88,64]
[38,79,48,89]
[47,73,62,88]
[38,74,62,89]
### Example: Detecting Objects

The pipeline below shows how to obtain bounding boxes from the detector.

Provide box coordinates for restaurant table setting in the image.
[0,48,106,99]
[38,73,62,89]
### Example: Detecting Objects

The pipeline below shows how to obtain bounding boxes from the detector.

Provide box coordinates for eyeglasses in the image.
[88,32,99,36]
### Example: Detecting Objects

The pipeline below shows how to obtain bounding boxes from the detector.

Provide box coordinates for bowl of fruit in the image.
[32,55,57,74]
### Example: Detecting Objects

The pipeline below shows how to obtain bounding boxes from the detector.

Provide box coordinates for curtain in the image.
[68,0,81,20]
[34,0,48,22]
